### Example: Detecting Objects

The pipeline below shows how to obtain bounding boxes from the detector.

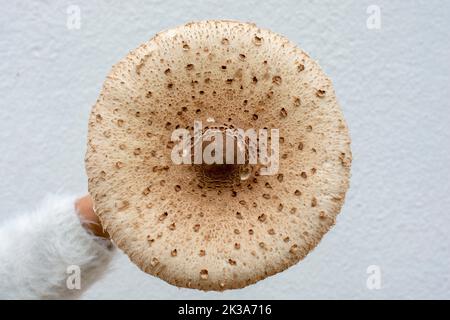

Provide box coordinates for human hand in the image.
[75,195,109,239]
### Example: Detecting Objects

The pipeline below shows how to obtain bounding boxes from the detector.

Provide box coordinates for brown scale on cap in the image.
[86,20,351,291]
[200,269,208,280]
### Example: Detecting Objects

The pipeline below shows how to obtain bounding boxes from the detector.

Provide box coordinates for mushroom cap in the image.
[85,20,351,291]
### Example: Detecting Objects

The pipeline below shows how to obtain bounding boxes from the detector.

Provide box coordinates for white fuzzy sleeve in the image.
[0,194,114,299]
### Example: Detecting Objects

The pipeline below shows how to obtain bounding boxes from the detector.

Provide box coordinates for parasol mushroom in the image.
[85,20,351,291]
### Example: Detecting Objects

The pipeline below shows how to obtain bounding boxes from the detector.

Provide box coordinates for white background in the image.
[0,0,449,299]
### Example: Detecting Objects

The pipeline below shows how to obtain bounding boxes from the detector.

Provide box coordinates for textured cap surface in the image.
[85,20,351,291]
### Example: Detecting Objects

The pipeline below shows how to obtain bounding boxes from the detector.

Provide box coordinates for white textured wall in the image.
[0,0,449,299]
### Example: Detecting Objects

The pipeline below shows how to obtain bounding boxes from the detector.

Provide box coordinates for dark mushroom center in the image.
[193,125,255,189]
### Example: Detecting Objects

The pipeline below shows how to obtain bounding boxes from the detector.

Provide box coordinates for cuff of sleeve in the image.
[0,194,114,299]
